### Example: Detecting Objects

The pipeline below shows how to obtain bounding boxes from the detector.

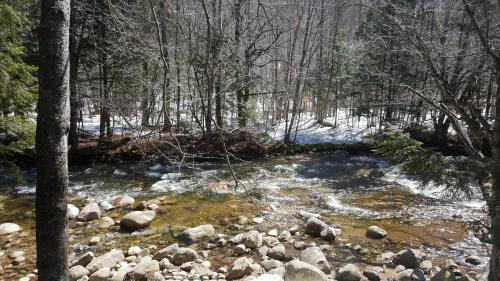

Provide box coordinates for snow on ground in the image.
[268,110,381,144]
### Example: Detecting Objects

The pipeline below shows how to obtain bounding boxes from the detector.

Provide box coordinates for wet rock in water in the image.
[431,269,456,281]
[119,210,155,230]
[238,216,249,225]
[172,247,199,266]
[89,266,111,281]
[70,265,89,281]
[152,243,179,261]
[465,255,481,265]
[337,263,362,281]
[178,224,216,244]
[113,195,135,207]
[226,257,254,280]
[355,168,384,178]
[363,266,384,281]
[128,256,160,280]
[366,226,387,239]
[97,216,115,229]
[85,249,124,274]
[393,249,426,269]
[284,259,327,281]
[296,210,321,221]
[320,227,337,242]
[67,204,80,219]
[267,244,286,261]
[77,203,100,222]
[243,230,263,249]
[332,150,350,159]
[72,251,95,267]
[300,247,331,274]
[88,236,101,246]
[0,223,21,235]
[305,217,329,237]
[98,201,114,211]
[395,269,425,281]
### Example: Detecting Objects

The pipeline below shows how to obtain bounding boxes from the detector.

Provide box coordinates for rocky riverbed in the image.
[0,151,491,281]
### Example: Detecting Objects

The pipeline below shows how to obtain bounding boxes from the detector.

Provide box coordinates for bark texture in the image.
[37,0,71,280]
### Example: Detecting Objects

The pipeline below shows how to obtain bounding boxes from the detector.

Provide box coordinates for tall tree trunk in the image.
[200,0,212,135]
[141,61,150,126]
[36,0,70,280]
[69,0,79,152]
[490,58,500,281]
[234,0,245,128]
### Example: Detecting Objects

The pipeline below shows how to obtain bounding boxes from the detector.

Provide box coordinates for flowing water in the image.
[0,152,490,279]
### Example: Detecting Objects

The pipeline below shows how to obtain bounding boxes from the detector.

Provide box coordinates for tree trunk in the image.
[68,0,80,152]
[141,61,150,126]
[36,0,70,280]
[490,59,500,281]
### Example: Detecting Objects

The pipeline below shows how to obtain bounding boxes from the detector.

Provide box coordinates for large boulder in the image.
[120,211,155,230]
[0,223,20,235]
[152,243,179,261]
[366,226,387,239]
[393,249,426,269]
[172,247,199,266]
[304,217,328,237]
[178,224,216,244]
[113,195,135,207]
[300,247,331,274]
[226,257,254,280]
[396,269,426,281]
[85,249,124,274]
[336,264,362,281]
[243,230,263,249]
[77,203,100,222]
[284,259,328,281]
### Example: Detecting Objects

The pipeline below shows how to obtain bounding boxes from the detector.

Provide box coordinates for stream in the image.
[0,151,491,280]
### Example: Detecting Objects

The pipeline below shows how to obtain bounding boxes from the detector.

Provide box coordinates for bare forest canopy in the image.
[1,0,499,159]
